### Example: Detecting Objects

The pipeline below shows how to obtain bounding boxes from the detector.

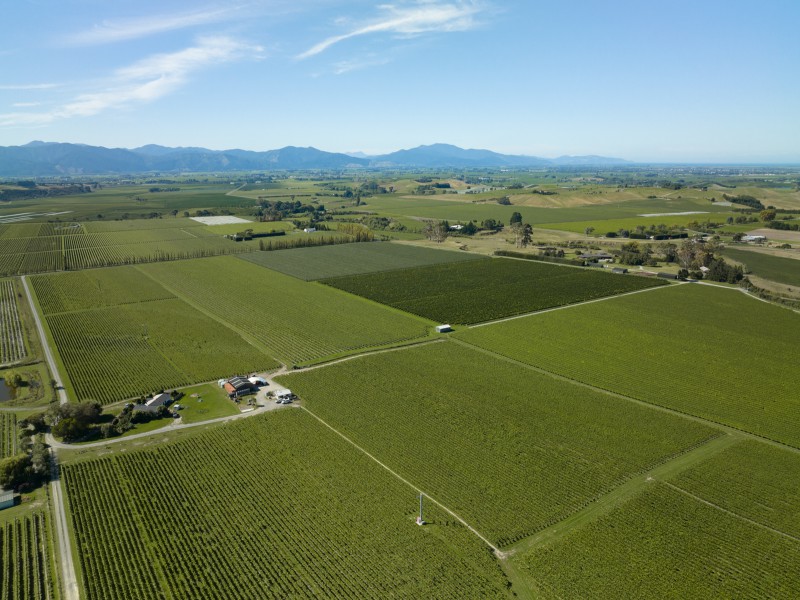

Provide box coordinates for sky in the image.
[2,0,799,163]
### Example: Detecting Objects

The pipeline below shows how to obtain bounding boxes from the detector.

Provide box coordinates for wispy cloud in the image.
[298,1,484,59]
[333,55,391,75]
[11,102,44,108]
[66,6,245,46]
[0,37,262,127]
[0,83,59,91]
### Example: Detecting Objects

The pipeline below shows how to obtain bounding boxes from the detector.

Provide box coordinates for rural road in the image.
[21,276,77,598]
[20,276,68,405]
[49,449,79,600]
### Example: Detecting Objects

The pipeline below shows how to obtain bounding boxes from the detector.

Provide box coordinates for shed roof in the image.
[228,377,252,391]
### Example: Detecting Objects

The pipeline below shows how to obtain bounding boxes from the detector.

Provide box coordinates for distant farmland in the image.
[240,241,486,280]
[721,246,800,287]
[323,258,665,324]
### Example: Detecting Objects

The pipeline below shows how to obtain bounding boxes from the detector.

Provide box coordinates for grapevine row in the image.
[0,281,26,365]
[0,512,55,600]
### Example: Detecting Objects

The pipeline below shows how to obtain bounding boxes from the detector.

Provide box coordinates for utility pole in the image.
[416,492,425,526]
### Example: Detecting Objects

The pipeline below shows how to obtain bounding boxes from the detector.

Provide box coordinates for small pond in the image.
[0,379,17,402]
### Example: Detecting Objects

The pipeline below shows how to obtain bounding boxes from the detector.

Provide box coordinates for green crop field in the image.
[240,241,487,280]
[0,512,57,600]
[62,410,514,599]
[514,483,800,599]
[670,439,800,538]
[32,267,175,314]
[33,268,276,403]
[140,256,431,366]
[82,218,204,233]
[277,342,716,547]
[0,413,17,458]
[458,283,800,447]
[323,258,666,324]
[0,279,27,365]
[721,246,800,287]
[0,220,254,277]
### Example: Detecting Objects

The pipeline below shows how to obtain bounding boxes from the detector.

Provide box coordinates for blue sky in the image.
[2,0,799,162]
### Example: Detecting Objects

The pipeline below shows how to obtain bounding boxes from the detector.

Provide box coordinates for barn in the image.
[224,377,255,398]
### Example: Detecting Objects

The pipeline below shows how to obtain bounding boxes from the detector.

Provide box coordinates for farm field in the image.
[31,267,175,313]
[670,439,800,538]
[323,257,666,324]
[277,342,716,547]
[458,283,800,447]
[356,193,730,227]
[140,256,432,366]
[62,410,514,599]
[0,511,58,600]
[0,221,254,277]
[538,212,735,235]
[0,279,27,364]
[721,245,800,287]
[514,482,800,599]
[1,413,17,458]
[32,268,276,403]
[0,184,251,222]
[240,241,487,280]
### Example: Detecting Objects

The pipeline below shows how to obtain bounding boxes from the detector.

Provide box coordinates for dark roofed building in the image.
[579,252,614,261]
[225,377,255,398]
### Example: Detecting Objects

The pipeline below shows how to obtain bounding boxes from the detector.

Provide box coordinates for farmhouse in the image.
[146,392,171,409]
[224,376,255,398]
[0,489,15,511]
[134,392,173,412]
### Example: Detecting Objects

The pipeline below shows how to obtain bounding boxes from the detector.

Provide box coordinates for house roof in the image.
[145,393,171,407]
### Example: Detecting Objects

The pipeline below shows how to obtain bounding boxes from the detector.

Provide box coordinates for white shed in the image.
[435,324,453,333]
[0,489,15,511]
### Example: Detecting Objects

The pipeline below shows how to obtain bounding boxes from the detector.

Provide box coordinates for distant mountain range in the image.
[0,141,631,176]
